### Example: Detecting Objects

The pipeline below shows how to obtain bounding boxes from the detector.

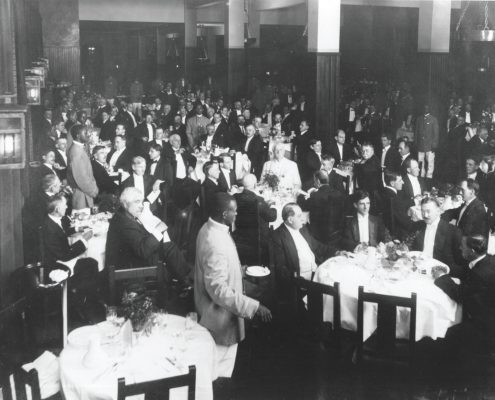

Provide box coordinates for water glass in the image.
[106,306,117,325]
[185,312,197,330]
[156,309,169,333]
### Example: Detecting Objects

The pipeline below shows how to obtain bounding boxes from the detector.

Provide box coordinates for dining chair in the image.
[107,265,165,307]
[173,204,195,256]
[294,277,342,354]
[199,185,208,222]
[116,365,196,400]
[356,286,417,367]
[233,197,262,266]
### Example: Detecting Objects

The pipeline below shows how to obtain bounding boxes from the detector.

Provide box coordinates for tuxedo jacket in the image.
[100,119,116,142]
[412,219,464,278]
[381,187,420,240]
[40,164,57,178]
[54,150,67,181]
[381,146,401,173]
[120,174,154,198]
[203,178,223,207]
[341,214,387,251]
[107,148,132,172]
[303,150,321,184]
[443,197,488,237]
[162,143,197,180]
[328,170,346,193]
[328,141,354,164]
[241,134,265,179]
[91,160,118,195]
[227,124,246,150]
[218,169,236,193]
[355,155,382,193]
[400,174,426,209]
[41,216,86,266]
[136,122,156,141]
[146,157,174,190]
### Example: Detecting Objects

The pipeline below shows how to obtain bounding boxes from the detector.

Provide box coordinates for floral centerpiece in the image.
[378,240,409,262]
[262,173,280,191]
[121,289,154,332]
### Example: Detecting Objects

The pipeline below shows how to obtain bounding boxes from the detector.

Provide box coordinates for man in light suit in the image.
[186,104,210,149]
[194,193,271,378]
[415,105,439,179]
[67,125,99,209]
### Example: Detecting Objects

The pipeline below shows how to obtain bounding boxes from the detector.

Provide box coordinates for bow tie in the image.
[151,160,158,164]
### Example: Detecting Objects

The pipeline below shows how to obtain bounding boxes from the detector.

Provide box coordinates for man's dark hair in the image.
[466,155,481,165]
[282,202,299,222]
[209,192,234,219]
[309,139,320,147]
[71,124,86,141]
[321,154,335,163]
[92,145,106,156]
[47,193,66,214]
[149,143,163,153]
[462,178,480,196]
[404,157,417,170]
[420,196,440,207]
[466,235,488,255]
[41,174,59,191]
[398,138,410,149]
[384,170,400,186]
[381,132,393,141]
[203,160,216,176]
[353,190,370,203]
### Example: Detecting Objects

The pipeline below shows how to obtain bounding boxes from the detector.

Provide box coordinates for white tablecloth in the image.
[314,256,462,341]
[65,221,109,272]
[194,151,251,183]
[255,187,308,228]
[60,315,217,400]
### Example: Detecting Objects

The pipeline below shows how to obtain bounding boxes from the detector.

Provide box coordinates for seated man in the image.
[91,145,118,196]
[261,142,301,190]
[412,196,464,278]
[107,134,131,173]
[121,156,154,199]
[233,174,277,264]
[341,190,388,251]
[354,143,382,206]
[299,170,345,246]
[105,187,190,281]
[400,158,426,209]
[443,179,488,237]
[41,195,102,321]
[218,153,237,192]
[433,235,495,361]
[272,203,336,300]
[320,154,345,193]
[301,139,323,188]
[202,161,224,208]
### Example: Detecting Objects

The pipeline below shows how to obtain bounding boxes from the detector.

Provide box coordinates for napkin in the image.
[21,351,60,399]
[49,269,69,283]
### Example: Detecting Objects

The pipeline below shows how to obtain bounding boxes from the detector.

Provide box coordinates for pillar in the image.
[417,0,451,118]
[246,0,262,80]
[39,0,80,85]
[0,0,17,105]
[308,0,341,149]
[184,4,197,84]
[225,0,246,101]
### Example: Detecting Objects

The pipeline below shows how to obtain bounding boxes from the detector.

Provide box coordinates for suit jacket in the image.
[42,216,86,266]
[328,170,346,193]
[272,224,335,299]
[106,148,132,172]
[67,142,98,209]
[303,150,321,184]
[467,136,491,160]
[412,219,464,278]
[443,197,489,237]
[400,174,426,209]
[40,164,57,178]
[241,135,265,180]
[381,187,419,240]
[218,168,236,192]
[298,185,345,245]
[435,255,495,337]
[213,121,229,147]
[162,143,197,181]
[194,219,259,346]
[227,124,246,150]
[293,130,314,163]
[146,157,174,189]
[99,119,116,142]
[54,150,67,181]
[355,155,382,193]
[203,178,223,208]
[415,114,439,152]
[120,174,154,198]
[399,153,413,174]
[381,146,401,173]
[185,115,210,148]
[91,160,118,195]
[328,141,354,164]
[341,214,387,251]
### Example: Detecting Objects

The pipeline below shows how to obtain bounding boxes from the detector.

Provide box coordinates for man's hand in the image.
[255,304,272,323]
[152,180,164,192]
[82,229,93,241]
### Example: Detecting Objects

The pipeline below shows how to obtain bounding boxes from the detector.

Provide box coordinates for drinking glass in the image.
[185,312,197,330]
[106,306,117,325]
[156,309,168,333]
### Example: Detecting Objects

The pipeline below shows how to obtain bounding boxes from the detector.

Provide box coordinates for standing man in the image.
[67,125,99,209]
[194,193,272,378]
[186,104,210,149]
[415,105,439,179]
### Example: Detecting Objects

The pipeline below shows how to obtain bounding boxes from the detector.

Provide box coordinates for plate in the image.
[246,266,270,277]
[67,326,99,348]
[406,251,450,274]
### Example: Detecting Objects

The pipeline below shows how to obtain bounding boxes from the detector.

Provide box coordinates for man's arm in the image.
[120,221,162,263]
[202,247,259,319]
[71,151,99,198]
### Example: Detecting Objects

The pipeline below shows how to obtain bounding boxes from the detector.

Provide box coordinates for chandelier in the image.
[456,1,495,41]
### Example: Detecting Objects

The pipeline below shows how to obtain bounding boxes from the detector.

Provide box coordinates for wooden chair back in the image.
[108,265,164,306]
[0,359,44,400]
[199,185,208,222]
[357,286,417,366]
[0,297,34,359]
[173,205,195,254]
[117,365,196,400]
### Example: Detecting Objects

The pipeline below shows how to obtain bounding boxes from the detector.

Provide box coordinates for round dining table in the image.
[313,254,462,341]
[59,315,218,400]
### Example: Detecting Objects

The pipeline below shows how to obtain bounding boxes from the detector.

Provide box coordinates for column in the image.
[417,0,451,118]
[246,0,261,80]
[39,0,80,85]
[225,0,246,101]
[308,0,341,149]
[184,4,197,84]
[0,0,17,104]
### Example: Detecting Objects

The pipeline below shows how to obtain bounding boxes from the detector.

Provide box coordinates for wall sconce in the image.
[25,75,42,105]
[0,106,27,169]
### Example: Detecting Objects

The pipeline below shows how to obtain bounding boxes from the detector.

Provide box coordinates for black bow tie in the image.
[151,160,158,164]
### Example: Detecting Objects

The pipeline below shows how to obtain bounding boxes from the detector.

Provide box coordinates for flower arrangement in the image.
[121,290,154,332]
[378,240,409,262]
[262,173,280,190]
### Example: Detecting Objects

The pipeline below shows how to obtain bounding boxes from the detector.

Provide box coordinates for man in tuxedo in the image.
[233,174,277,264]
[202,161,224,209]
[380,133,401,173]
[228,101,243,125]
[163,134,197,184]
[227,115,247,150]
[40,148,59,178]
[467,126,490,161]
[400,158,426,209]
[147,144,174,216]
[241,124,265,180]
[171,115,188,150]
[67,125,99,209]
[329,130,354,164]
[303,139,322,184]
[99,111,116,142]
[120,156,155,202]
[293,120,314,176]
[117,101,137,131]
[107,135,131,173]
[272,203,336,300]
[443,179,488,237]
[200,124,223,149]
[463,156,488,201]
[136,113,156,143]
[412,197,464,278]
[433,235,495,361]
[415,105,439,179]
[186,105,210,149]
[381,170,419,240]
[354,143,382,212]
[54,137,68,182]
[106,187,190,282]
[160,82,179,113]
[91,146,118,196]
[218,153,237,193]
[211,112,228,148]
[147,127,167,151]
[299,170,345,246]
[321,155,346,193]
[398,139,413,173]
[341,190,388,251]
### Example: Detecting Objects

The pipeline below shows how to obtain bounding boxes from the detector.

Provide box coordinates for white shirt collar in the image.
[383,145,390,151]
[44,163,54,170]
[133,173,144,181]
[208,217,229,232]
[426,216,441,230]
[48,214,63,227]
[357,213,368,221]
[73,140,84,146]
[284,223,300,234]
[469,254,486,269]
[385,185,397,194]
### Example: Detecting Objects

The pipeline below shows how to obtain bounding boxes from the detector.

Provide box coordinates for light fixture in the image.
[25,75,42,105]
[196,25,209,62]
[0,105,27,169]
[456,1,495,42]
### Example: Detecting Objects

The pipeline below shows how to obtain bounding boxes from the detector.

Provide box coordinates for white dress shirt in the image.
[147,124,154,141]
[401,153,410,164]
[261,157,301,188]
[109,148,125,171]
[457,196,475,225]
[127,110,137,127]
[43,163,55,173]
[408,174,422,197]
[357,213,370,244]
[133,174,145,198]
[175,152,186,179]
[468,172,478,180]
[348,108,355,122]
[149,157,160,176]
[337,143,344,161]
[381,145,390,167]
[57,149,67,165]
[221,168,231,189]
[244,136,254,152]
[423,217,440,258]
[285,224,317,280]
[469,254,486,270]
[465,112,471,124]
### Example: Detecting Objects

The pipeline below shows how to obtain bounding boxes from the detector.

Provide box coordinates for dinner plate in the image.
[406,251,450,274]
[246,266,270,277]
[67,326,99,348]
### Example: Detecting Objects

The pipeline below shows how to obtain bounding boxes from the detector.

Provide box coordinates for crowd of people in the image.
[21,76,495,376]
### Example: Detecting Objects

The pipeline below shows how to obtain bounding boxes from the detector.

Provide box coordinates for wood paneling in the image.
[44,46,81,85]
[316,53,340,149]
[226,48,247,102]
[418,53,451,119]
[0,0,17,104]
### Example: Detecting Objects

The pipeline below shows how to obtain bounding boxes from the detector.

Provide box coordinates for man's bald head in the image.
[242,174,257,190]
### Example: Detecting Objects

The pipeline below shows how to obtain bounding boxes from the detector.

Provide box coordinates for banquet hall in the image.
[2,0,495,399]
